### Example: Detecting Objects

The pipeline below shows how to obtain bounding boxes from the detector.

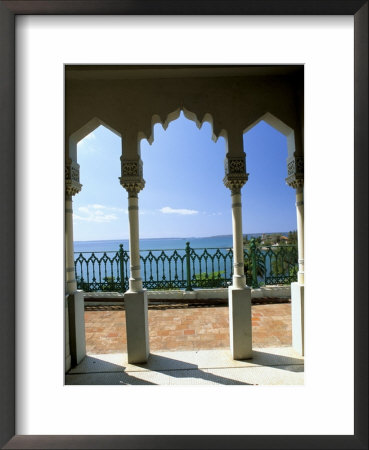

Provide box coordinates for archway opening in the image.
[242,120,296,240]
[73,125,125,244]
[141,111,227,239]
[72,124,130,355]
[243,119,298,348]
[139,110,231,351]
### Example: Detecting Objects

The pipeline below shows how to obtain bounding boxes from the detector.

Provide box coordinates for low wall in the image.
[84,285,291,306]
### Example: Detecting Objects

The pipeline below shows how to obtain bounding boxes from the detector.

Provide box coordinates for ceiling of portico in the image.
[66,64,304,159]
[65,64,303,81]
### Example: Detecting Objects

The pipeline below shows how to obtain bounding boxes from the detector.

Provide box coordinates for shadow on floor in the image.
[132,353,253,385]
[250,349,304,372]
[66,354,254,385]
[65,356,156,385]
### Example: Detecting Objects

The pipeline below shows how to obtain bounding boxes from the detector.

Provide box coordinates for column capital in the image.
[286,156,304,189]
[65,159,82,197]
[120,158,145,195]
[223,155,248,192]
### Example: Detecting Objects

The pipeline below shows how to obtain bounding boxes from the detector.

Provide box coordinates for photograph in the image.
[65,64,305,386]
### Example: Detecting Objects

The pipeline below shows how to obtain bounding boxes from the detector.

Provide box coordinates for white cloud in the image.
[159,206,198,215]
[89,204,125,212]
[74,204,125,223]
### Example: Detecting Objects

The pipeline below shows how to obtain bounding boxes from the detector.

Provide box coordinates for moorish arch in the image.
[243,111,304,354]
[148,107,224,144]
[65,65,304,370]
[66,116,122,293]
[68,116,121,160]
[65,116,122,368]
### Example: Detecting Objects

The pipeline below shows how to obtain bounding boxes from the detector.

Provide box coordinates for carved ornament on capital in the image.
[120,180,146,195]
[286,156,304,189]
[120,159,145,195]
[121,159,143,177]
[223,156,249,192]
[65,160,82,196]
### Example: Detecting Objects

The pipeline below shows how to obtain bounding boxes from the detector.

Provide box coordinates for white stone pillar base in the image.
[291,282,304,356]
[125,290,149,363]
[65,295,71,372]
[68,290,86,367]
[228,286,252,360]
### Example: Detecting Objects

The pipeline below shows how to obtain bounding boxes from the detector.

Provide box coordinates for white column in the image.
[295,186,304,285]
[65,159,85,368]
[231,188,247,289]
[224,153,252,360]
[120,159,149,364]
[65,160,82,291]
[127,192,143,292]
[291,182,304,355]
[65,195,77,294]
[286,158,304,356]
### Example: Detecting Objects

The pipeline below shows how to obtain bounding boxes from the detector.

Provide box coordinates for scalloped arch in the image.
[145,107,226,146]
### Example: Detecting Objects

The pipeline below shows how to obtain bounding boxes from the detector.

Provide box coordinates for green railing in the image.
[74,244,129,293]
[74,240,298,293]
[246,239,298,288]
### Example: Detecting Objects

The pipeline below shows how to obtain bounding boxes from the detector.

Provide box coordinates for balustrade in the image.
[74,241,298,293]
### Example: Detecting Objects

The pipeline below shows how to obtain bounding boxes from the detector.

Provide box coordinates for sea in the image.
[74,233,277,254]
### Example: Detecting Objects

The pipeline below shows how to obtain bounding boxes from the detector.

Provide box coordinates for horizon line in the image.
[74,230,294,243]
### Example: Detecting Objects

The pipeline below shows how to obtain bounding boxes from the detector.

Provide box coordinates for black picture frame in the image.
[0,1,367,449]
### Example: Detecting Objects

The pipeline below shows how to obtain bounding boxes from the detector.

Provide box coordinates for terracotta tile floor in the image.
[84,301,291,355]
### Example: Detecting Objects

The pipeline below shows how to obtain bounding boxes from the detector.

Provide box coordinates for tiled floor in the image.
[66,346,304,385]
[84,301,291,355]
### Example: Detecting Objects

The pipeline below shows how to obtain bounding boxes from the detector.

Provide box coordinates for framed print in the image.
[0,1,367,449]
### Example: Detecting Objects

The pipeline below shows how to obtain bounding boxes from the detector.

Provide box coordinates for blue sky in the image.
[73,114,296,241]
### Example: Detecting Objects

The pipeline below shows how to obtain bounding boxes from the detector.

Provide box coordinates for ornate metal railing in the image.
[245,240,298,288]
[74,244,129,293]
[74,240,298,293]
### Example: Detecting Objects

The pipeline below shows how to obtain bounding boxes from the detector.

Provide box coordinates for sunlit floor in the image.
[84,302,292,354]
[65,346,304,385]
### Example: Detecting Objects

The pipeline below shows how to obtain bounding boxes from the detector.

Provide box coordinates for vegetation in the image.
[270,249,298,278]
[76,275,124,292]
[244,238,266,287]
[287,230,298,245]
[268,231,298,278]
[242,233,299,286]
[194,271,227,288]
[243,230,298,246]
[244,258,265,287]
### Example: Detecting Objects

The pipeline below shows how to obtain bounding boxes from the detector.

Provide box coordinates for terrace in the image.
[66,242,304,385]
[67,300,303,385]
